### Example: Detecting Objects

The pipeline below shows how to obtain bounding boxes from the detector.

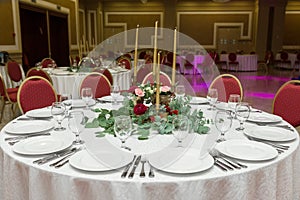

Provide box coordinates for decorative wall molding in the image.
[177,11,253,49]
[283,11,300,50]
[87,10,97,49]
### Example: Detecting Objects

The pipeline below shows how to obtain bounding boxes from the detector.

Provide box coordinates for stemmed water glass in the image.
[68,111,86,145]
[111,85,120,105]
[81,87,93,109]
[215,110,233,142]
[114,115,132,151]
[235,102,251,131]
[60,94,72,116]
[51,102,66,131]
[175,85,185,99]
[227,94,241,118]
[172,115,189,148]
[207,88,218,110]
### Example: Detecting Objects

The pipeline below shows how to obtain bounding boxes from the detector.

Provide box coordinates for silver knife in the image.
[128,155,141,178]
[33,148,77,165]
[121,155,137,178]
[5,133,51,141]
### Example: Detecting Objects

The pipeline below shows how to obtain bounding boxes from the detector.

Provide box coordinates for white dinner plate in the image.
[5,120,54,135]
[244,125,296,142]
[247,112,282,124]
[69,150,134,172]
[52,71,71,76]
[148,148,214,174]
[98,95,124,103]
[12,135,72,155]
[64,99,96,108]
[215,139,278,161]
[215,102,230,110]
[26,108,52,119]
[189,96,208,104]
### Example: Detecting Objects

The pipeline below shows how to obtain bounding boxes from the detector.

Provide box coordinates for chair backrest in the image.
[26,67,53,84]
[0,74,11,101]
[17,76,57,113]
[185,54,195,65]
[136,64,152,84]
[209,74,243,102]
[228,53,237,62]
[92,68,113,85]
[41,58,56,68]
[79,72,112,98]
[117,56,132,70]
[280,51,289,61]
[142,72,172,87]
[6,61,23,83]
[272,80,300,127]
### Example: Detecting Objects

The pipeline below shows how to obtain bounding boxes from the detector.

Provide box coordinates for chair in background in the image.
[136,64,153,84]
[163,52,181,73]
[6,60,24,89]
[209,74,243,102]
[212,52,227,71]
[275,51,292,69]
[0,74,18,122]
[17,76,57,114]
[79,72,111,98]
[26,67,53,84]
[183,53,195,75]
[116,56,132,70]
[92,68,113,85]
[272,80,300,127]
[41,58,56,68]
[142,72,172,87]
[293,52,300,72]
[257,50,273,74]
[228,53,239,72]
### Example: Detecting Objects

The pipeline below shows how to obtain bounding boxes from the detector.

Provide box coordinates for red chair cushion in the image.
[228,53,237,62]
[273,83,300,126]
[7,61,22,82]
[80,74,111,98]
[211,76,242,102]
[142,72,171,87]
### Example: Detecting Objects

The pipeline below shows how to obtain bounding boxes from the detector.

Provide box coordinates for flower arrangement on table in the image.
[86,83,210,140]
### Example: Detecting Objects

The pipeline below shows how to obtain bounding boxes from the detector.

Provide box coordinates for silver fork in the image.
[139,160,146,178]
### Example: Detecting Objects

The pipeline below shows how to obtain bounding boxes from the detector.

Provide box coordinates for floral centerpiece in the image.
[86,83,210,140]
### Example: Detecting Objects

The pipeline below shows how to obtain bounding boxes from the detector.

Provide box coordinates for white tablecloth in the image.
[220,54,258,71]
[1,102,300,200]
[275,53,297,69]
[176,54,213,74]
[50,69,131,98]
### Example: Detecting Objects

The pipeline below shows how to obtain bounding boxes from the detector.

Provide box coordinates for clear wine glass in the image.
[111,85,120,105]
[81,87,93,110]
[175,85,185,99]
[68,111,86,145]
[51,102,66,131]
[60,94,72,116]
[172,115,189,148]
[215,110,232,142]
[235,102,251,131]
[227,94,241,118]
[207,88,218,110]
[114,115,132,150]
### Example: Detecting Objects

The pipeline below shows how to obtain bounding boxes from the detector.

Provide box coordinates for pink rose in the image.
[161,86,171,93]
[135,88,145,97]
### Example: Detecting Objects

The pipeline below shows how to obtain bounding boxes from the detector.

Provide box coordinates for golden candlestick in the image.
[172,27,177,88]
[133,24,139,84]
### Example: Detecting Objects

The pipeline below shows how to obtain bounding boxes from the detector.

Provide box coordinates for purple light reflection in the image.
[242,75,290,82]
[245,92,275,99]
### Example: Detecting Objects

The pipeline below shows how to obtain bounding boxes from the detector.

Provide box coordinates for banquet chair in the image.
[117,56,132,70]
[293,52,300,72]
[272,80,300,127]
[0,74,18,122]
[79,72,111,98]
[213,52,227,71]
[277,51,292,69]
[257,50,273,74]
[41,58,56,68]
[209,74,243,102]
[136,64,153,84]
[184,53,195,75]
[92,68,113,85]
[6,60,24,89]
[17,76,57,114]
[142,72,172,87]
[26,67,53,84]
[228,53,239,72]
[163,52,181,73]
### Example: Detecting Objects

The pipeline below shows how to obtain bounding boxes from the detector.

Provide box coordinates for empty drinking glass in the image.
[235,102,251,131]
[51,102,66,131]
[114,115,132,150]
[111,85,120,105]
[228,94,241,117]
[175,85,185,99]
[172,115,189,147]
[81,87,93,109]
[207,88,218,110]
[215,110,232,142]
[60,94,72,115]
[68,111,86,145]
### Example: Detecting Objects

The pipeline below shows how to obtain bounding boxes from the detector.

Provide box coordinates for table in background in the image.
[275,53,297,69]
[176,54,212,74]
[220,54,258,71]
[1,102,300,200]
[50,69,131,98]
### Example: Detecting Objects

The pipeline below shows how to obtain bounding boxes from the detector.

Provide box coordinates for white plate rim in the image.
[12,136,72,155]
[189,96,208,104]
[64,99,96,108]
[69,150,134,172]
[247,112,282,123]
[26,108,52,118]
[98,95,124,103]
[4,120,54,135]
[148,148,214,174]
[243,126,296,142]
[215,139,278,161]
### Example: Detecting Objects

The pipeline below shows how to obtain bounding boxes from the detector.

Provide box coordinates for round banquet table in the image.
[50,68,131,98]
[1,101,300,200]
[220,54,258,71]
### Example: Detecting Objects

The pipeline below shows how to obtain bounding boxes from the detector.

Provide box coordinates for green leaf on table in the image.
[95,132,106,137]
[85,118,100,128]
